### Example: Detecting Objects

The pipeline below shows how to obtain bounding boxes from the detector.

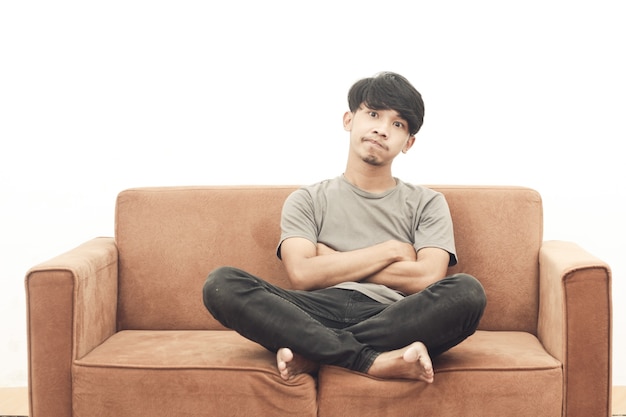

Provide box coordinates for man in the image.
[203,72,486,384]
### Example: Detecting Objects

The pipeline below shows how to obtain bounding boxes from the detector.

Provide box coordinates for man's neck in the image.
[343,164,397,194]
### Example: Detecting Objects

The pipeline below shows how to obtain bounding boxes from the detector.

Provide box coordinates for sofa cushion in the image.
[73,330,318,417]
[441,186,543,333]
[317,330,562,417]
[115,186,295,331]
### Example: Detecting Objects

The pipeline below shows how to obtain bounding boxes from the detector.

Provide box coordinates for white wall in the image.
[1,1,624,386]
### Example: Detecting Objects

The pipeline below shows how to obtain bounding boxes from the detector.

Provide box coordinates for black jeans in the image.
[203,266,486,374]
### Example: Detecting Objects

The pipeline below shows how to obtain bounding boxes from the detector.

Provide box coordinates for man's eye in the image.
[369,111,378,118]
[393,121,404,128]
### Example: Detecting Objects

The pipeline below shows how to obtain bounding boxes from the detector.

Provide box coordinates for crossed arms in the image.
[280,237,450,295]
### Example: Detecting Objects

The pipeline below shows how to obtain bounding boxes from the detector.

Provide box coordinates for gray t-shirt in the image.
[277,175,457,303]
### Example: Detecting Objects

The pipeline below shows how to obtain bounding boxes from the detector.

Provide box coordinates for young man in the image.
[203,72,486,383]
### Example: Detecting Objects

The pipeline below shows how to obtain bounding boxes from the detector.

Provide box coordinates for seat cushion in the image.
[317,330,563,417]
[73,330,317,417]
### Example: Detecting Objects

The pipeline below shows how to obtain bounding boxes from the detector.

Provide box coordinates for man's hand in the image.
[389,240,418,263]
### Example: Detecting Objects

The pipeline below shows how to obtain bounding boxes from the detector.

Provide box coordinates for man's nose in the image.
[374,120,389,139]
[373,123,389,138]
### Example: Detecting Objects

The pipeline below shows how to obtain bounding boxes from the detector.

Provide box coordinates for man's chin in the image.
[362,155,383,166]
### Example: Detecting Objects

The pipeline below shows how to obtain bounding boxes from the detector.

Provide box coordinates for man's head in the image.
[347,72,425,136]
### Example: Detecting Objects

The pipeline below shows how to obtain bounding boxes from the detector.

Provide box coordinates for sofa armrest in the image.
[538,240,612,417]
[25,237,118,417]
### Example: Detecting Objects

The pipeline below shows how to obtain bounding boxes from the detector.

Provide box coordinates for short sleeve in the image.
[414,193,458,266]
[276,189,319,259]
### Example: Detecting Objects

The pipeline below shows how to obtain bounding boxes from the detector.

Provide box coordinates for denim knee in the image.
[452,273,487,318]
[202,266,241,319]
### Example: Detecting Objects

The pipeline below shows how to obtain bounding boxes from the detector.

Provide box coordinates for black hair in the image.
[347,72,425,135]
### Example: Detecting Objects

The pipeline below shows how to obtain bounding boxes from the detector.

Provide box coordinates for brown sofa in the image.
[25,185,612,417]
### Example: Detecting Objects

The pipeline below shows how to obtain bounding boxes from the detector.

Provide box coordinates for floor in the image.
[616,386,626,416]
[0,387,28,417]
[1,386,625,416]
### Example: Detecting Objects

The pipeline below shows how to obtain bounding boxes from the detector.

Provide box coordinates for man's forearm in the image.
[364,247,450,295]
[285,240,415,291]
[363,261,442,295]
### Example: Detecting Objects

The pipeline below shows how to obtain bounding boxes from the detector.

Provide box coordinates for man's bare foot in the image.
[366,342,434,383]
[276,348,319,381]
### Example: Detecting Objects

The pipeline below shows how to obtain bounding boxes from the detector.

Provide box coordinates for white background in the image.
[1,1,624,386]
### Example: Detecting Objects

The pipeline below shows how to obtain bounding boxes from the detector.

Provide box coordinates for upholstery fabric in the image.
[539,241,613,417]
[26,237,117,417]
[317,331,562,417]
[115,186,294,331]
[73,330,317,416]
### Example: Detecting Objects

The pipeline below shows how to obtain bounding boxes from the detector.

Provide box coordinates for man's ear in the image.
[343,111,353,131]
[402,136,416,154]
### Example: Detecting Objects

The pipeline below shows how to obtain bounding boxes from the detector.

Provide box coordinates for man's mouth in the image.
[363,137,387,150]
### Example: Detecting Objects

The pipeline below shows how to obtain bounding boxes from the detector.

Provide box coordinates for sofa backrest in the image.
[115,185,543,334]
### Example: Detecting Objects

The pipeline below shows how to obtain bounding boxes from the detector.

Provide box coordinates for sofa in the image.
[25,185,612,417]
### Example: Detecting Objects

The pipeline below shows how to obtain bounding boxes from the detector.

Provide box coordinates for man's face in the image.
[343,104,415,166]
